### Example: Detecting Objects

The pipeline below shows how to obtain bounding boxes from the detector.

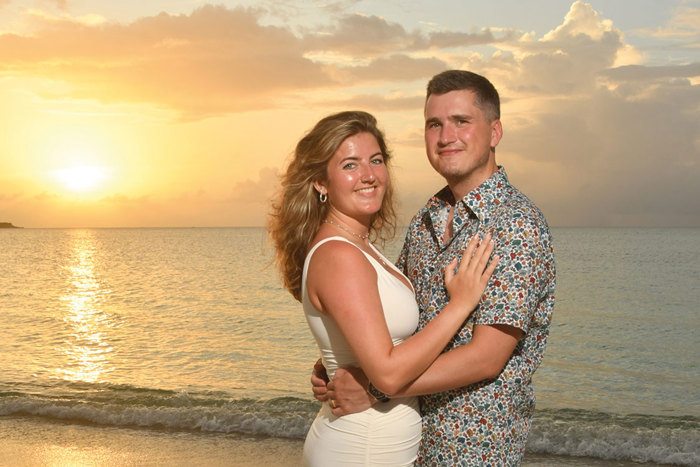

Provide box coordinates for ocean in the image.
[0,227,698,465]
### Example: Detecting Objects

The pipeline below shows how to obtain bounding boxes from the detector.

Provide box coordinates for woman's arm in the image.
[307,234,498,395]
[319,324,520,415]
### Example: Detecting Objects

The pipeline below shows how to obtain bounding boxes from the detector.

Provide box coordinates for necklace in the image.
[322,219,369,240]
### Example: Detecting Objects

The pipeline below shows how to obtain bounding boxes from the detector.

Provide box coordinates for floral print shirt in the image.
[397,167,556,466]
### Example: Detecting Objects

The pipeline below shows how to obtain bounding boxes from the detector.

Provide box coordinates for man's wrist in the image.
[367,382,390,402]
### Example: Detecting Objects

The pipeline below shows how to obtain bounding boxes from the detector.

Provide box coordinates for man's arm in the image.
[327,323,521,413]
[394,323,521,396]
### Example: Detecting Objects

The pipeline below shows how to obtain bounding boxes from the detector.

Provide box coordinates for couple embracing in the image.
[269,70,556,466]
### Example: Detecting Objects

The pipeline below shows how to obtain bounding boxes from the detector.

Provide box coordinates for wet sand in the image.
[0,416,662,466]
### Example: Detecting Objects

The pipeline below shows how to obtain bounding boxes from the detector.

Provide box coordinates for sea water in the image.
[0,227,698,465]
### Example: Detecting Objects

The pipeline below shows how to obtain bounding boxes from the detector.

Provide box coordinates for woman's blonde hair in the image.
[268,110,396,302]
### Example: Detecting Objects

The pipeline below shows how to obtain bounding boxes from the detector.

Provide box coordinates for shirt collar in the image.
[462,166,510,220]
[426,166,510,240]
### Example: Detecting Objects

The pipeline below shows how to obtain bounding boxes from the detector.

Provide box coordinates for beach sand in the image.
[0,416,302,466]
[0,416,661,466]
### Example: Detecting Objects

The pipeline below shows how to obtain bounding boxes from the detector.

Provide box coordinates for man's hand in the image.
[311,359,329,402]
[326,366,375,416]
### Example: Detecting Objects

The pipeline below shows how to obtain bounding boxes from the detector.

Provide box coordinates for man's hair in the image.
[426,70,500,121]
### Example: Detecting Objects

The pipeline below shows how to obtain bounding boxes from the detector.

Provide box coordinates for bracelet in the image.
[368,382,390,402]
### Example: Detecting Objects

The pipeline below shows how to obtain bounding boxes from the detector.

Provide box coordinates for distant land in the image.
[0,222,21,228]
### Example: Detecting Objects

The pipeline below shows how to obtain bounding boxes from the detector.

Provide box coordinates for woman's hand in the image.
[311,358,329,402]
[444,233,499,315]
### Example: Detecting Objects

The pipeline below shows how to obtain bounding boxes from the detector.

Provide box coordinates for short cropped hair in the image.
[426,70,500,121]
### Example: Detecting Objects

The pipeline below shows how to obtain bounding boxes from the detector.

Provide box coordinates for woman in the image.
[268,111,498,465]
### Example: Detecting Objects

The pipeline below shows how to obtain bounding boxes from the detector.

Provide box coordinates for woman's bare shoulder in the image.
[310,237,369,270]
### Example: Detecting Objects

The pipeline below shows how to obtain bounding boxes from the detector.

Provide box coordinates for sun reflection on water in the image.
[57,230,113,383]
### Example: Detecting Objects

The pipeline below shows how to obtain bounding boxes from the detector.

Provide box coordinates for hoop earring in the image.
[319,191,327,203]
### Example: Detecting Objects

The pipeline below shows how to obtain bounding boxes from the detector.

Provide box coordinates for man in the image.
[312,70,556,465]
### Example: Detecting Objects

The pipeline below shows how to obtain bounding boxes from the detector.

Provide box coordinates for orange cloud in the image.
[0,6,331,118]
[229,167,279,202]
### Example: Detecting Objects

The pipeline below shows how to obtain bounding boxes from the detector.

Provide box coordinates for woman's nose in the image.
[361,165,375,182]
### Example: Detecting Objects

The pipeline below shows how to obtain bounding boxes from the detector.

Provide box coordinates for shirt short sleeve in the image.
[473,211,548,333]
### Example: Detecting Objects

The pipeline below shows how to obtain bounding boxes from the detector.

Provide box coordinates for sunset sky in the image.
[1,0,698,228]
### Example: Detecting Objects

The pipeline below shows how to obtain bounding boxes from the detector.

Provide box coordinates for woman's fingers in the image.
[473,237,495,275]
[482,255,500,281]
[457,235,481,274]
[450,233,498,284]
[461,233,492,275]
[462,235,479,262]
[444,257,458,285]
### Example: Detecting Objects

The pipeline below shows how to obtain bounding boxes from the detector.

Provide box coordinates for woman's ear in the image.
[313,180,326,196]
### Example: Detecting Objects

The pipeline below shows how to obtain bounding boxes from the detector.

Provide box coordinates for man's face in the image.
[424,89,502,196]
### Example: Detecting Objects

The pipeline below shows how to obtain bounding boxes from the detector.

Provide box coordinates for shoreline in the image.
[0,416,665,466]
[0,416,303,467]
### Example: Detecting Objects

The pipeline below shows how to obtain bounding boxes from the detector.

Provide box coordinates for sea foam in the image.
[1,384,697,465]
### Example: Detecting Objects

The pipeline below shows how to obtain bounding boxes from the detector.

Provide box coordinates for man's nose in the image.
[439,124,456,145]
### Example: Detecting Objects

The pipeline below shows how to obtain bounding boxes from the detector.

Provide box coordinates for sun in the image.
[55,166,110,192]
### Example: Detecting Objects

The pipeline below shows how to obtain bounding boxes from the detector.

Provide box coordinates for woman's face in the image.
[316,132,387,223]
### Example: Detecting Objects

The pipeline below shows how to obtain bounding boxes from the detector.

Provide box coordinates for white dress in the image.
[302,236,422,466]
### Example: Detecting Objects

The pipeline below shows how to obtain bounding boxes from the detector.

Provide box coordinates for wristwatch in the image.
[367,382,390,402]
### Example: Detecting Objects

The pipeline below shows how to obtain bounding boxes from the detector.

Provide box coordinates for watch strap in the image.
[368,382,390,402]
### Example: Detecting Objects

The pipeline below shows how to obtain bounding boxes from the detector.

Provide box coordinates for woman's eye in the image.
[371,157,384,165]
[343,163,356,170]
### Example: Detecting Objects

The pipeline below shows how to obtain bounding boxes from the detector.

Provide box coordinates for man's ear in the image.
[490,119,503,149]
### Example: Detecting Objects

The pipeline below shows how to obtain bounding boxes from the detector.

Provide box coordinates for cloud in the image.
[601,63,700,82]
[0,1,69,11]
[101,193,151,204]
[497,2,623,95]
[504,80,700,226]
[0,192,22,203]
[338,54,448,82]
[26,8,106,25]
[639,5,700,40]
[228,167,280,202]
[33,191,58,201]
[415,28,521,51]
[301,13,413,57]
[492,2,700,226]
[543,0,615,41]
[0,6,511,120]
[325,94,424,112]
[302,13,515,57]
[0,5,332,118]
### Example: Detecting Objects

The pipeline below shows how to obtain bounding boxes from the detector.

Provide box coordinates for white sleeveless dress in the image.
[302,236,422,466]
